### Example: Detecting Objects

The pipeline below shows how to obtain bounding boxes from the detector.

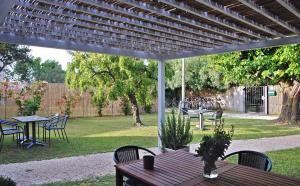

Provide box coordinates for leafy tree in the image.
[213,44,300,124]
[0,43,30,74]
[166,56,228,91]
[13,57,66,83]
[66,52,157,126]
[90,89,108,117]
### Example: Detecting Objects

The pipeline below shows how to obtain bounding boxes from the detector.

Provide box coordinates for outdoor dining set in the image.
[0,114,69,151]
[113,146,300,186]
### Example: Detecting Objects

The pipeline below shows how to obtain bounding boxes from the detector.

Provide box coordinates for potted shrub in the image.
[196,121,234,179]
[0,176,16,186]
[160,109,193,152]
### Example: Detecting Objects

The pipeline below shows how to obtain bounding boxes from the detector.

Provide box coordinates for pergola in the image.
[1,0,300,146]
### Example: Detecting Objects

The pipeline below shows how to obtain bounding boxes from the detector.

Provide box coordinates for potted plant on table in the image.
[196,121,234,179]
[160,109,193,152]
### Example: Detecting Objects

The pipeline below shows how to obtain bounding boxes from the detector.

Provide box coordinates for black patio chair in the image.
[38,114,60,141]
[207,110,223,125]
[222,150,272,172]
[44,115,69,146]
[114,146,156,186]
[0,120,20,142]
[0,122,24,152]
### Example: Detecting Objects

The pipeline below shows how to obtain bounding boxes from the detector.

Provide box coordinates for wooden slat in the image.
[115,150,300,186]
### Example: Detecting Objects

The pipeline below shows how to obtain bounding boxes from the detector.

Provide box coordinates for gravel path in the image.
[1,134,300,186]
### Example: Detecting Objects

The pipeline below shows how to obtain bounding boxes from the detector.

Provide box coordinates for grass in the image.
[41,175,115,186]
[42,148,300,185]
[1,113,300,164]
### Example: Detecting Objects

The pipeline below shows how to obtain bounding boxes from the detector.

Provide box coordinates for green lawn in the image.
[43,148,300,185]
[1,113,300,164]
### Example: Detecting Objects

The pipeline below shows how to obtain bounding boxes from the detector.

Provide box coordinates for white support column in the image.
[181,58,185,102]
[157,60,165,149]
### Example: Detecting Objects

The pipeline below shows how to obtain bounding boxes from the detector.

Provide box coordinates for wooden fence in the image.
[0,83,158,119]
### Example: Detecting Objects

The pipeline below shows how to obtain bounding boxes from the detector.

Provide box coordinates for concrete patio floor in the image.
[1,134,300,186]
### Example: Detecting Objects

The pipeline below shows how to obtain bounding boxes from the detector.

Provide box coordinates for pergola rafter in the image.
[237,0,300,34]
[276,0,300,19]
[120,0,251,42]
[158,0,267,39]
[193,0,284,37]
[0,0,299,60]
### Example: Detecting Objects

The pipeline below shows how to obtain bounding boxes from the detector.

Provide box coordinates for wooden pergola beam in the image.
[0,32,162,60]
[238,0,300,34]
[0,0,16,24]
[159,0,265,39]
[121,0,250,42]
[34,0,225,46]
[194,0,284,37]
[163,35,300,60]
[276,0,300,19]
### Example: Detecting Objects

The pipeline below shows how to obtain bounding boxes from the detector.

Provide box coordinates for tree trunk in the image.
[278,81,300,124]
[128,93,143,126]
[98,109,103,117]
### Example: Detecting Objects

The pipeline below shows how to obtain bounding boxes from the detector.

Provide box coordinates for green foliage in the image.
[14,81,48,116]
[160,109,193,150]
[144,104,152,113]
[196,122,234,162]
[13,57,66,83]
[0,176,16,186]
[91,89,108,117]
[166,56,228,91]
[66,53,158,124]
[22,97,41,116]
[213,45,300,86]
[56,91,81,116]
[0,43,30,74]
[120,96,131,116]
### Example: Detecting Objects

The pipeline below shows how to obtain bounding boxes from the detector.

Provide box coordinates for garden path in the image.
[1,134,300,186]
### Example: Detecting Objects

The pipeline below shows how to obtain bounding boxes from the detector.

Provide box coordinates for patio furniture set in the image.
[0,114,69,151]
[180,101,223,130]
[114,146,299,186]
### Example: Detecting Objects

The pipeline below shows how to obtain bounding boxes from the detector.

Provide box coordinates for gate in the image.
[245,86,265,113]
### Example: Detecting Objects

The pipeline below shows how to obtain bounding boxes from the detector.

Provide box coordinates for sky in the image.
[29,46,72,70]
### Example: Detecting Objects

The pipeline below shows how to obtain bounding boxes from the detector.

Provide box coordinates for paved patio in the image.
[1,134,300,186]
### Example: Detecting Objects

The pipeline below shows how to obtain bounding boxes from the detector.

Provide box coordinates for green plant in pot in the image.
[160,109,193,152]
[196,121,234,179]
[0,176,16,186]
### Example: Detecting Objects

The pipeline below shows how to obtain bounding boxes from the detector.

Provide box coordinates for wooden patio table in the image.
[13,115,49,149]
[115,150,300,186]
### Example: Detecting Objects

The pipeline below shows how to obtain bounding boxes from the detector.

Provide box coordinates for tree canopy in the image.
[166,56,228,91]
[66,52,158,125]
[0,43,30,74]
[13,57,66,83]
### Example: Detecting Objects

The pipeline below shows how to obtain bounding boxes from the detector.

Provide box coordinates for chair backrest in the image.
[113,145,156,164]
[61,115,69,128]
[222,150,272,172]
[0,123,4,134]
[181,107,189,115]
[215,110,223,119]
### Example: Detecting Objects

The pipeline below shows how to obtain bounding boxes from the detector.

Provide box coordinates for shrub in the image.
[56,91,81,116]
[120,97,131,116]
[160,109,193,150]
[196,121,234,162]
[14,81,48,116]
[144,104,152,113]
[0,176,16,186]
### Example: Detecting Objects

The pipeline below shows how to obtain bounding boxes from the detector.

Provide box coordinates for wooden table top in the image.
[12,115,49,123]
[115,150,300,186]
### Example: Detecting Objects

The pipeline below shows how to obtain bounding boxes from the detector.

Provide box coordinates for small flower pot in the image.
[203,160,218,179]
[143,155,154,170]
